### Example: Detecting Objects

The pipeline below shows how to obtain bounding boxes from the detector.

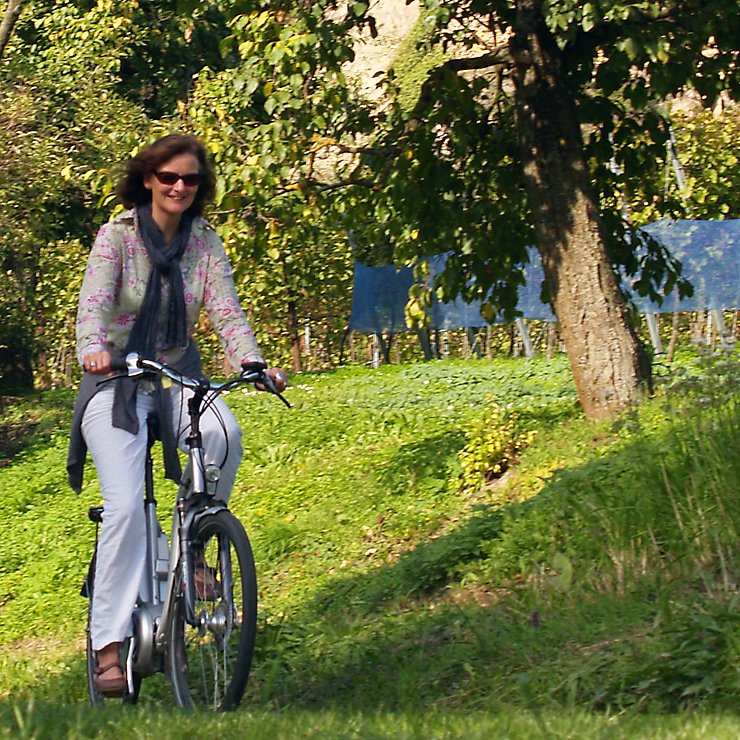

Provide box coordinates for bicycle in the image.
[80,353,289,710]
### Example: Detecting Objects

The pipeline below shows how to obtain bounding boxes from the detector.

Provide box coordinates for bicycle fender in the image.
[184,499,229,531]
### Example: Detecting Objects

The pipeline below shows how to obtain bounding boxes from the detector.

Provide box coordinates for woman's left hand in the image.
[83,350,112,375]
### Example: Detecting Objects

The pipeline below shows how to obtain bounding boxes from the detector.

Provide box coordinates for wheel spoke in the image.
[167,511,257,710]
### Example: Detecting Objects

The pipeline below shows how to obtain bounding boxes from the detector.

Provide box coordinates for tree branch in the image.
[0,0,23,62]
[407,47,512,129]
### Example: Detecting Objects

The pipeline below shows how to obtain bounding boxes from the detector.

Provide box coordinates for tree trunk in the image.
[280,253,302,374]
[287,299,302,373]
[510,4,649,418]
[0,0,23,61]
[666,311,680,362]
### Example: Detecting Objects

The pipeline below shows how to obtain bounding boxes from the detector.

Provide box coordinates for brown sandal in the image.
[93,662,126,697]
[194,563,221,601]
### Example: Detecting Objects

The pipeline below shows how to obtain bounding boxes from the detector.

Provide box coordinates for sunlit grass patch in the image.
[6,352,740,726]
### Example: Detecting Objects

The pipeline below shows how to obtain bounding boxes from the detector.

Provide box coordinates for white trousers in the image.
[81,385,242,651]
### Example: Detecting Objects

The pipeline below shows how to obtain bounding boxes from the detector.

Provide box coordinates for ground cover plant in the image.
[3,352,740,738]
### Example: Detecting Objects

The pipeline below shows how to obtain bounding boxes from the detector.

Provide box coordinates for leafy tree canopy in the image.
[183,1,740,326]
[4,0,740,393]
[195,0,736,415]
[0,0,231,387]
[340,1,740,315]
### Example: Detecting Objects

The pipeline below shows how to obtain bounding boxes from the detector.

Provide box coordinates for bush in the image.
[458,397,537,491]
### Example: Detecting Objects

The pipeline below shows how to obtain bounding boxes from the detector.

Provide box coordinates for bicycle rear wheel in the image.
[166,509,258,711]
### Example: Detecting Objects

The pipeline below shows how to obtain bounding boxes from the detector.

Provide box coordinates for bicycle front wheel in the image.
[166,509,258,711]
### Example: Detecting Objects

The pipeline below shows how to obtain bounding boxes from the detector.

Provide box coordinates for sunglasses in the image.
[153,170,202,187]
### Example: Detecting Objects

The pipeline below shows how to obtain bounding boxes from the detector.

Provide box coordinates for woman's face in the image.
[144,152,201,225]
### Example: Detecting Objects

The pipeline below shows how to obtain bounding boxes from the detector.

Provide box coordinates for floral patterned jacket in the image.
[76,208,263,369]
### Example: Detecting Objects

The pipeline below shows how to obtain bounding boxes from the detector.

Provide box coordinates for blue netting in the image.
[634,219,740,313]
[347,263,416,335]
[425,252,500,329]
[348,219,740,334]
[519,247,556,322]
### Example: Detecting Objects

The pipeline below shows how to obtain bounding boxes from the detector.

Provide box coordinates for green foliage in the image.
[670,107,740,219]
[4,704,740,740]
[179,2,377,368]
[458,398,537,491]
[34,240,89,387]
[471,348,740,592]
[0,0,236,385]
[0,424,98,646]
[14,0,230,119]
[0,389,75,463]
[624,105,740,228]
[0,80,95,389]
[389,12,448,113]
[0,0,151,389]
[607,605,740,710]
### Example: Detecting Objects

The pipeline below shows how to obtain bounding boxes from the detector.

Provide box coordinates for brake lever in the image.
[275,391,292,409]
[95,372,129,387]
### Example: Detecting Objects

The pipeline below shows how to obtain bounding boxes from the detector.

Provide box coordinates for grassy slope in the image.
[3,354,740,738]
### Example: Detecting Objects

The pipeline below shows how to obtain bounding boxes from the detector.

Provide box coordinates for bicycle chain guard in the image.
[131,603,163,677]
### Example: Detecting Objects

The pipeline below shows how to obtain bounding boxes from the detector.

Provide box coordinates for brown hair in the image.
[115,134,216,218]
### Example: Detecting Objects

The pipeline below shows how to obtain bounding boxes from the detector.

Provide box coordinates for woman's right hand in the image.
[83,350,112,374]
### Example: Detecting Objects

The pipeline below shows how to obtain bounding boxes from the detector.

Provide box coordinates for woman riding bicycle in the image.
[67,134,286,697]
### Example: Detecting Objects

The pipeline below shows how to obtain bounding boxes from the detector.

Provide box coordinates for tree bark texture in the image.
[0,0,23,61]
[510,3,649,418]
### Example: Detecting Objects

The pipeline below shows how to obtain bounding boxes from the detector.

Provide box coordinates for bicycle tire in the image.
[84,555,141,706]
[166,509,258,711]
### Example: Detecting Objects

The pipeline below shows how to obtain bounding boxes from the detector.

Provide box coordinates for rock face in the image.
[344,0,419,99]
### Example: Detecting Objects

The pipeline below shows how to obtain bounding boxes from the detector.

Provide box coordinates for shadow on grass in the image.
[312,505,506,614]
[0,388,76,463]
[252,401,740,711]
[379,429,466,494]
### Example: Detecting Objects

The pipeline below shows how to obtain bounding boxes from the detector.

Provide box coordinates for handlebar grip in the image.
[241,361,267,374]
[109,357,129,372]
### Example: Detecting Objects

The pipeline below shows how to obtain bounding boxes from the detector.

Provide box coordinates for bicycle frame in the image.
[131,385,230,674]
[87,353,288,703]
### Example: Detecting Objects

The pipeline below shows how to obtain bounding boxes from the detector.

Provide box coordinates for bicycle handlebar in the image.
[104,353,291,407]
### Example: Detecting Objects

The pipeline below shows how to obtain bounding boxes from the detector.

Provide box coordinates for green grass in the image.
[5,702,740,740]
[5,351,740,737]
[0,705,740,740]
